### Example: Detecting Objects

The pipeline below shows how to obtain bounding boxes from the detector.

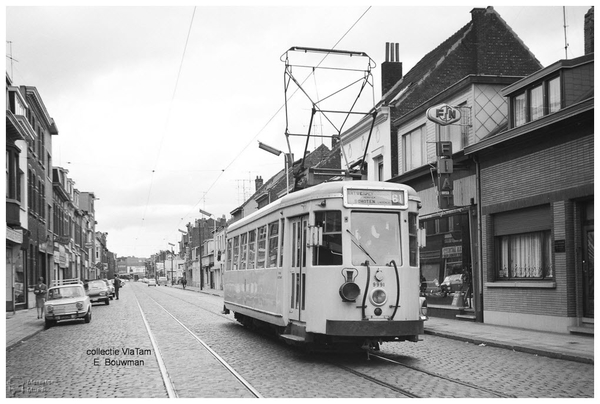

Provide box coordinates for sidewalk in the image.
[7,284,593,364]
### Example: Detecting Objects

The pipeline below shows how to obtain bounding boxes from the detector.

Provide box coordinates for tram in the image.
[223,180,427,350]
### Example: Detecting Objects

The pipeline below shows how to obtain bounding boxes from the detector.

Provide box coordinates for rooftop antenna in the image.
[563,6,569,59]
[6,41,18,79]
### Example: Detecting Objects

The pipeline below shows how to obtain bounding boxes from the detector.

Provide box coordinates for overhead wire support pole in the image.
[359,110,378,174]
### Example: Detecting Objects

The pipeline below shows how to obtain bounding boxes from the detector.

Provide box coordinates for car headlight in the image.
[46,305,53,313]
[76,302,83,310]
[99,292,106,296]
[369,288,387,306]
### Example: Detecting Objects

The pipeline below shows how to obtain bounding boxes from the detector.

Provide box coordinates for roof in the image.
[385,6,542,122]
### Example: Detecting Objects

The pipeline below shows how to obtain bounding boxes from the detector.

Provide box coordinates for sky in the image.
[5,2,592,259]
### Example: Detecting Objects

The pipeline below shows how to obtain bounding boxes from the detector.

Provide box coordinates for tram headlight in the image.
[339,282,361,302]
[369,288,387,306]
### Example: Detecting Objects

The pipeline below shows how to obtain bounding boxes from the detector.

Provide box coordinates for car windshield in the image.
[48,286,85,300]
[350,212,401,266]
[89,281,106,288]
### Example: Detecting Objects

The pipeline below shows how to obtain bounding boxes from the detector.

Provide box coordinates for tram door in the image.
[290,216,308,322]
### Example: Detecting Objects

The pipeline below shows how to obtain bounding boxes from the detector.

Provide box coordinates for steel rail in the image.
[150,297,263,398]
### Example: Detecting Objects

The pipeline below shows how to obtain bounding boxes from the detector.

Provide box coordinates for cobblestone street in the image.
[6,283,594,398]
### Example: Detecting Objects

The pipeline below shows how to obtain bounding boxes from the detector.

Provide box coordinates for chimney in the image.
[255,176,263,191]
[381,42,402,96]
[585,7,594,55]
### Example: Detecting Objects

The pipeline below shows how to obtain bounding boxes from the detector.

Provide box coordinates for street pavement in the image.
[6,283,594,364]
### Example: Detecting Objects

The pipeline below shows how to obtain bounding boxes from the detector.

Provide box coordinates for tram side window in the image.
[240,233,248,269]
[257,225,267,268]
[226,239,232,271]
[247,230,256,269]
[313,211,343,266]
[268,221,279,267]
[232,236,239,270]
[279,219,285,267]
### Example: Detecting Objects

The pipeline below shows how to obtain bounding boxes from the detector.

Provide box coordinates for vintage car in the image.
[44,281,91,328]
[440,274,463,296]
[157,276,168,286]
[148,278,157,287]
[86,279,111,305]
[103,279,115,300]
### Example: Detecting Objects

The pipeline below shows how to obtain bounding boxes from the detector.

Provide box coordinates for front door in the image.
[290,216,308,322]
[583,226,594,318]
[582,200,594,319]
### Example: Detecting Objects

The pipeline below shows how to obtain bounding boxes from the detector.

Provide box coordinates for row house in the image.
[7,74,113,311]
[52,168,101,283]
[179,216,226,289]
[6,78,58,311]
[339,6,594,334]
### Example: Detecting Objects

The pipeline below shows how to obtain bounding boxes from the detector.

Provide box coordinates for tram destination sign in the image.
[344,187,407,209]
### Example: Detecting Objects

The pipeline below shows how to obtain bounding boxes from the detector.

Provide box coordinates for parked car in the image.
[44,281,91,328]
[148,279,157,287]
[142,278,148,283]
[157,276,168,286]
[440,274,463,296]
[103,279,115,300]
[86,279,111,305]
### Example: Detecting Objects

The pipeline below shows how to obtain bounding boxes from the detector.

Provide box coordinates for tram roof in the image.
[228,180,418,233]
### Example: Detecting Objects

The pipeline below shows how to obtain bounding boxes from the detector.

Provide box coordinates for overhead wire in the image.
[134,6,197,254]
[168,6,373,250]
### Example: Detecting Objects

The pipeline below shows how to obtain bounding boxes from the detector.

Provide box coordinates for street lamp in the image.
[168,242,175,286]
[198,209,214,290]
[258,141,293,195]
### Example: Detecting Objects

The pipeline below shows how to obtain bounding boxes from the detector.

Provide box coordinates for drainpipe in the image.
[474,155,484,322]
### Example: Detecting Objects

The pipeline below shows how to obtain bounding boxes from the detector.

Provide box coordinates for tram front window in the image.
[350,212,401,266]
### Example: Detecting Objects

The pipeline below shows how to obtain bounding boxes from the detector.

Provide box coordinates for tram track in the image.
[133,284,515,398]
[132,287,262,398]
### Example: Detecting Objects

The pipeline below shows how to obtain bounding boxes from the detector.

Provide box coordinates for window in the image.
[247,230,256,269]
[530,84,544,121]
[402,125,426,172]
[232,236,239,270]
[548,76,561,113]
[513,93,526,127]
[268,221,279,267]
[493,205,553,279]
[409,213,418,267]
[279,220,285,267]
[438,102,469,150]
[313,211,343,266]
[256,226,267,268]
[497,231,553,279]
[511,75,562,128]
[350,212,401,266]
[239,233,248,269]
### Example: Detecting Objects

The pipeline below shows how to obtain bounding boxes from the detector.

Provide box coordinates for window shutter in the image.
[494,205,551,236]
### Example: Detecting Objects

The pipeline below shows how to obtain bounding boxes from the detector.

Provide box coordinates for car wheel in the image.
[84,309,92,323]
[44,319,56,328]
[105,299,110,305]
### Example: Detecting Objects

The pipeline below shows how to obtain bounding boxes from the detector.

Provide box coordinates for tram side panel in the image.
[223,268,286,327]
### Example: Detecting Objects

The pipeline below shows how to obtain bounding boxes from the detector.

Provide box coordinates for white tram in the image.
[223,180,427,349]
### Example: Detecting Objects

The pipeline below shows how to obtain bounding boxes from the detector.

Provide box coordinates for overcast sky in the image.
[5,3,591,258]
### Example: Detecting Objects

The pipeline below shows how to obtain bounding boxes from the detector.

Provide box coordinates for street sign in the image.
[426,104,462,126]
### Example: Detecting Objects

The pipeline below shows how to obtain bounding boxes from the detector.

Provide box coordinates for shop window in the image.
[313,211,342,266]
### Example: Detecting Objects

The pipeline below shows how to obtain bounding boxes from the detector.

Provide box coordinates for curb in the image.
[424,329,593,365]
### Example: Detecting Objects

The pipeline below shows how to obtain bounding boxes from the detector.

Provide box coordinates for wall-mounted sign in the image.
[426,104,461,126]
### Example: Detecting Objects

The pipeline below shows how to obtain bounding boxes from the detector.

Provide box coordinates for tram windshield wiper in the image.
[346,229,377,265]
